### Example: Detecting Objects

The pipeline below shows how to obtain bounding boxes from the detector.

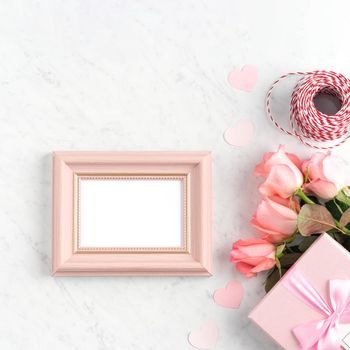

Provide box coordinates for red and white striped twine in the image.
[266,70,350,149]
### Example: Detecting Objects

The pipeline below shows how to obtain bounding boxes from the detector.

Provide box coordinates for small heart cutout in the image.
[213,280,244,309]
[224,119,254,146]
[228,65,258,92]
[188,321,218,349]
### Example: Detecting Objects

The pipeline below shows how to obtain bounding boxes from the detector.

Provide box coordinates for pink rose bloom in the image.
[230,238,276,277]
[267,195,300,212]
[302,152,345,200]
[250,197,298,243]
[255,145,303,198]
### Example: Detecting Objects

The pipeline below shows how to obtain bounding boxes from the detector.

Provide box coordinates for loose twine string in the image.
[266,70,350,149]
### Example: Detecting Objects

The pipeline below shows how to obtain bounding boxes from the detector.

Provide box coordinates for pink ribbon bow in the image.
[282,269,350,349]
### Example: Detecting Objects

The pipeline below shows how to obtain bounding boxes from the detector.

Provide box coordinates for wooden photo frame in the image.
[52,151,212,276]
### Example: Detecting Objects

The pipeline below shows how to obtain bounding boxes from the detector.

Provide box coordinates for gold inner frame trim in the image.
[73,173,190,254]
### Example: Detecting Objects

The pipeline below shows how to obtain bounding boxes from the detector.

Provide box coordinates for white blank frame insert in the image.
[76,175,188,253]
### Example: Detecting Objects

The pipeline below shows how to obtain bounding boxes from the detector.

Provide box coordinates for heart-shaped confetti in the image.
[213,280,244,309]
[224,119,254,147]
[188,321,218,349]
[228,65,258,92]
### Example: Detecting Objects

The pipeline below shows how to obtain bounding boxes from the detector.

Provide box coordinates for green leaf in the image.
[265,252,303,293]
[329,232,347,245]
[298,236,319,252]
[326,188,350,227]
[297,204,336,236]
[340,207,350,227]
[265,267,283,293]
[287,244,302,253]
[341,236,350,252]
[308,196,320,205]
[325,199,344,221]
[336,187,350,207]
[279,252,302,267]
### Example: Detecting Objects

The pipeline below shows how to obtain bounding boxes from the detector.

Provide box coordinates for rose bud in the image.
[250,197,298,243]
[302,152,345,200]
[255,145,303,198]
[230,238,276,277]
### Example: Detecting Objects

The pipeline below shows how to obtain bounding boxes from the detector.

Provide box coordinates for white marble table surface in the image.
[1,0,350,349]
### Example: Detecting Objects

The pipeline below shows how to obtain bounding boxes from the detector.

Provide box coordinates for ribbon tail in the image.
[316,322,340,350]
[292,318,331,350]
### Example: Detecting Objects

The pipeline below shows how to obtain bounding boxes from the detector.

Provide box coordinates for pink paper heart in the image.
[224,119,254,146]
[213,280,244,309]
[188,321,218,349]
[228,65,258,92]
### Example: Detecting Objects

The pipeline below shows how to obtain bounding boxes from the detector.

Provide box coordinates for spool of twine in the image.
[266,71,350,149]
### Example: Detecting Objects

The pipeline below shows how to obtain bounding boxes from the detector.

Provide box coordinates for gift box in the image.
[249,233,350,350]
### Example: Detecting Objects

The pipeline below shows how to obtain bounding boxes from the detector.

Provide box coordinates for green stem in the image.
[334,219,350,235]
[294,188,315,204]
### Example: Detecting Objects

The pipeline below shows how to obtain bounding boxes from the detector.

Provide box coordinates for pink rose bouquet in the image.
[230,145,350,292]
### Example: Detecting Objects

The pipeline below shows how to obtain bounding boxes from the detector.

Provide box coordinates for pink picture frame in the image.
[52,151,213,276]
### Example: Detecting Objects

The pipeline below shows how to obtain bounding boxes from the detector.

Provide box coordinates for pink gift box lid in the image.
[249,233,350,350]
